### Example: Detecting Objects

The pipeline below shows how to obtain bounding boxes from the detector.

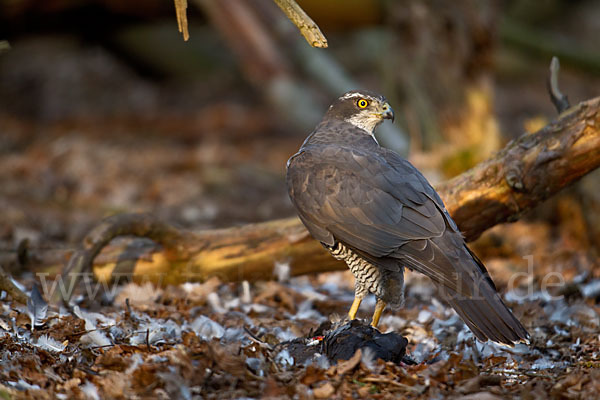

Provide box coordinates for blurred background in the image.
[0,0,599,283]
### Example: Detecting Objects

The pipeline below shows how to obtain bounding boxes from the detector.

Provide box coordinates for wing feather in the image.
[287,145,476,295]
[286,119,529,344]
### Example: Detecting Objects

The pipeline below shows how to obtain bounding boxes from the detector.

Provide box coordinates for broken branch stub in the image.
[547,57,570,114]
[173,0,190,41]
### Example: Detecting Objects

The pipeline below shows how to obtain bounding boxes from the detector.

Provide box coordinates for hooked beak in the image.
[381,103,395,122]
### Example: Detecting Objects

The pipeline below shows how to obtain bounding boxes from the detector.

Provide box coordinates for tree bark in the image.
[438,97,600,241]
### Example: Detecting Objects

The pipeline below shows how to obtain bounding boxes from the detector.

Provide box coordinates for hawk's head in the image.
[324,90,395,135]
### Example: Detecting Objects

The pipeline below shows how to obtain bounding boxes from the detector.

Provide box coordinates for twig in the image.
[173,0,190,41]
[547,57,570,113]
[244,326,274,350]
[0,265,28,305]
[487,369,553,379]
[272,0,327,48]
[71,325,115,336]
[125,298,132,317]
[361,377,422,392]
[90,344,117,350]
[482,360,508,373]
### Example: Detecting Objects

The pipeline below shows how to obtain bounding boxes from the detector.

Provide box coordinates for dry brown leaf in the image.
[95,371,129,398]
[458,375,502,394]
[459,392,503,400]
[132,363,160,390]
[61,378,81,392]
[95,350,130,372]
[209,343,247,378]
[336,348,362,376]
[313,382,335,398]
[357,385,372,397]
[300,365,326,386]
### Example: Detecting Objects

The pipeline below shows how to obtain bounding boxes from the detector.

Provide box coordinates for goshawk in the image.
[286,90,529,345]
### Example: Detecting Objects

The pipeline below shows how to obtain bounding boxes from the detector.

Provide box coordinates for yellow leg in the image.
[371,299,386,327]
[348,296,363,320]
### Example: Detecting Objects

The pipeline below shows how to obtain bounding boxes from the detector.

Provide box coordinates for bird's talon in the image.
[371,299,386,328]
[348,296,363,320]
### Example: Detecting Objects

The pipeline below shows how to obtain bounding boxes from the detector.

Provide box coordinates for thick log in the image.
[91,217,342,285]
[438,96,600,241]
[51,95,600,291]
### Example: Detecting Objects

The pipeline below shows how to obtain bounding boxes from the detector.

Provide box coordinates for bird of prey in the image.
[286,90,529,345]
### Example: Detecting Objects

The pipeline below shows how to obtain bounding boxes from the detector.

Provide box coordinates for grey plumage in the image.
[27,285,48,331]
[286,90,529,345]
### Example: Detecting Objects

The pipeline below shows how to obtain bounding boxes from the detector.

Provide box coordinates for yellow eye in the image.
[357,99,369,108]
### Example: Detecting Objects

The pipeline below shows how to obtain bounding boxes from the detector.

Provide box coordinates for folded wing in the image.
[287,141,529,344]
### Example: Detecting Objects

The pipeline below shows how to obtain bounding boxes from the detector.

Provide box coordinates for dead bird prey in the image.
[286,90,529,345]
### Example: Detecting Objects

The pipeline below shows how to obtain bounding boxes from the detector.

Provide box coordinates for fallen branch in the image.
[48,92,600,299]
[438,94,599,241]
[51,213,186,303]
